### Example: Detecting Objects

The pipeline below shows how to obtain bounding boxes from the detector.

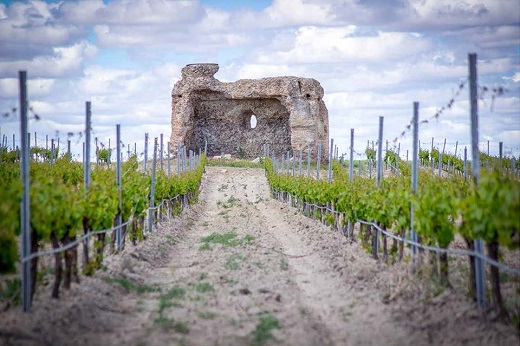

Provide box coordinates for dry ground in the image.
[0,166,518,346]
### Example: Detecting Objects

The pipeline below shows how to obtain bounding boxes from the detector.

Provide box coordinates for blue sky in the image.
[0,0,519,160]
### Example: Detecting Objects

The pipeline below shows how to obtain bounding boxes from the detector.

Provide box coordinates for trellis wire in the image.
[272,190,520,277]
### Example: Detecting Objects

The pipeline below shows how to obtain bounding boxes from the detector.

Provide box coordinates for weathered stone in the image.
[171,63,329,159]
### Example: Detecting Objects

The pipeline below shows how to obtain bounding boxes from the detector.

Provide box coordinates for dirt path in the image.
[1,166,518,346]
[100,166,412,346]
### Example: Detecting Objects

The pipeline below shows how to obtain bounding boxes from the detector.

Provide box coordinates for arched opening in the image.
[250,114,257,129]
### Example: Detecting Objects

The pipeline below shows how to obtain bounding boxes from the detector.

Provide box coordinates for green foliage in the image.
[264,156,518,250]
[458,170,520,249]
[251,313,281,346]
[0,153,206,281]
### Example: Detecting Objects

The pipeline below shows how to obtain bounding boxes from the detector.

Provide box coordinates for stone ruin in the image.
[170,63,329,159]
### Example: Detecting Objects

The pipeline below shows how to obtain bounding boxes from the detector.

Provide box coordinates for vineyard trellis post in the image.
[327,138,333,183]
[160,133,163,171]
[464,147,468,179]
[292,150,295,177]
[144,133,149,172]
[298,149,302,176]
[411,102,419,269]
[116,124,122,251]
[148,137,158,233]
[373,116,384,259]
[317,143,321,180]
[50,139,54,166]
[347,128,354,238]
[385,140,388,170]
[469,52,487,308]
[499,142,503,169]
[176,143,180,175]
[167,141,171,177]
[67,140,71,161]
[430,137,434,172]
[307,147,311,178]
[83,101,92,269]
[19,70,31,312]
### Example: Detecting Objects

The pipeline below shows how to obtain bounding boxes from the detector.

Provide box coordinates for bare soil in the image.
[1,166,518,346]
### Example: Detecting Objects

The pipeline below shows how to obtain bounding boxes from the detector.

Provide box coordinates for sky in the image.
[0,0,519,162]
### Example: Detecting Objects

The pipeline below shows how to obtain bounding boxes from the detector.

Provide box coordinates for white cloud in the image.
[0,41,97,78]
[0,0,518,160]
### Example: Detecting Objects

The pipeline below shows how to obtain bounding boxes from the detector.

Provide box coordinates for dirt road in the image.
[1,166,517,346]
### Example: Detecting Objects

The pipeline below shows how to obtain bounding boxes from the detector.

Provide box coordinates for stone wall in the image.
[171,63,329,159]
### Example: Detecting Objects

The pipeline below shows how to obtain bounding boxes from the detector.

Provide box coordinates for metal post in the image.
[411,102,419,263]
[307,147,311,179]
[51,139,56,166]
[176,143,180,175]
[317,144,321,180]
[116,124,122,251]
[349,129,354,181]
[299,149,302,176]
[34,131,37,147]
[144,133,148,172]
[376,117,383,185]
[430,137,434,171]
[499,142,503,170]
[397,143,401,174]
[167,142,171,177]
[464,147,468,179]
[327,138,333,183]
[160,133,164,171]
[347,129,354,237]
[204,140,207,156]
[385,140,388,170]
[19,71,31,312]
[292,151,295,177]
[83,101,92,268]
[67,140,71,161]
[46,134,48,150]
[148,138,158,233]
[469,53,486,308]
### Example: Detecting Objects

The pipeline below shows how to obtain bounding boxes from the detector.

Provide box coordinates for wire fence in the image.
[272,190,520,277]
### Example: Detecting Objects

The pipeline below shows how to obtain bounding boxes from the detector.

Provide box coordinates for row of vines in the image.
[0,151,206,304]
[264,157,519,319]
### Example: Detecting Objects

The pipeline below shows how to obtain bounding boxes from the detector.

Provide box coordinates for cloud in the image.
[0,41,97,78]
[0,0,518,160]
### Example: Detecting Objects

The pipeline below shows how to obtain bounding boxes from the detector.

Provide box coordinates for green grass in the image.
[199,243,212,251]
[207,159,263,169]
[217,196,240,209]
[226,253,246,270]
[198,310,218,319]
[243,234,256,244]
[173,321,190,334]
[154,315,190,334]
[0,278,21,306]
[199,232,256,250]
[103,276,159,294]
[164,286,186,299]
[195,282,214,293]
[201,231,241,247]
[251,313,281,346]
